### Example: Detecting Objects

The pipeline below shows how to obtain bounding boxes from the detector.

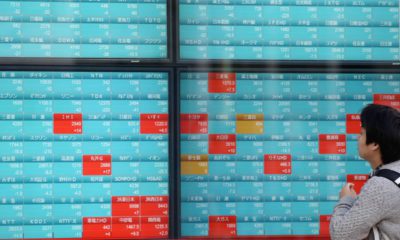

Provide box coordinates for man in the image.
[330,104,400,239]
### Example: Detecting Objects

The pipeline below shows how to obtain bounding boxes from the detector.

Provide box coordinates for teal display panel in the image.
[180,71,400,237]
[0,71,169,239]
[0,0,167,59]
[179,0,400,61]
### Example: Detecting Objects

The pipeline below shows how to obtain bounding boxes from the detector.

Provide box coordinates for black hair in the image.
[360,104,400,164]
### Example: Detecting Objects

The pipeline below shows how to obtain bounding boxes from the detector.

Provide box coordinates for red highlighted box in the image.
[53,113,82,134]
[181,114,208,134]
[141,216,169,238]
[86,195,169,239]
[112,217,140,239]
[141,196,169,216]
[346,114,361,134]
[82,155,112,176]
[347,174,369,194]
[112,196,140,216]
[141,195,169,203]
[264,154,292,175]
[208,73,236,93]
[140,114,168,134]
[209,216,237,237]
[82,217,111,239]
[319,134,346,154]
[209,134,236,154]
[319,215,331,237]
[374,94,400,109]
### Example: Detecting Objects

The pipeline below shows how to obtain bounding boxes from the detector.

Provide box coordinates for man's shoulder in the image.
[381,159,400,172]
[360,175,394,197]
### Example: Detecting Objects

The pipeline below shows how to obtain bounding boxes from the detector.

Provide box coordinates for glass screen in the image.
[0,70,169,239]
[180,71,400,237]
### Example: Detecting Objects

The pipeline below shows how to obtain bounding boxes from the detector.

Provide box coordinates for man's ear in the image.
[369,142,380,151]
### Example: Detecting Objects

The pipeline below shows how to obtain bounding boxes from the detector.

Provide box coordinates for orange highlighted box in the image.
[209,134,236,154]
[319,215,331,237]
[236,114,264,134]
[53,113,82,134]
[181,154,209,175]
[347,174,369,194]
[140,114,168,134]
[209,216,237,237]
[264,154,292,175]
[319,134,346,154]
[181,113,208,134]
[82,154,112,176]
[181,161,209,175]
[374,94,400,109]
[346,114,361,134]
[208,73,236,93]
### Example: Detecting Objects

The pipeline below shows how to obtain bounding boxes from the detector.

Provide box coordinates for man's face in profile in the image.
[358,127,379,163]
[357,127,369,160]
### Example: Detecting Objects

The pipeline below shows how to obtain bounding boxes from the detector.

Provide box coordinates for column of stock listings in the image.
[0,71,169,239]
[180,72,400,237]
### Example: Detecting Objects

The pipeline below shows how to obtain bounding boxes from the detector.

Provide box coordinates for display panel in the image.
[180,71,400,237]
[0,0,167,59]
[0,71,169,239]
[179,0,400,61]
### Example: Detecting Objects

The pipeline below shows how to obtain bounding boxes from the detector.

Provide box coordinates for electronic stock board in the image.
[0,70,169,239]
[180,0,400,61]
[0,0,167,59]
[180,71,400,237]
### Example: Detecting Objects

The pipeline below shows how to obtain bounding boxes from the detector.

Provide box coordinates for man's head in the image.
[360,104,400,165]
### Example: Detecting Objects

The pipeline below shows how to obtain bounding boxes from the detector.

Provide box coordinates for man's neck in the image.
[369,156,383,170]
